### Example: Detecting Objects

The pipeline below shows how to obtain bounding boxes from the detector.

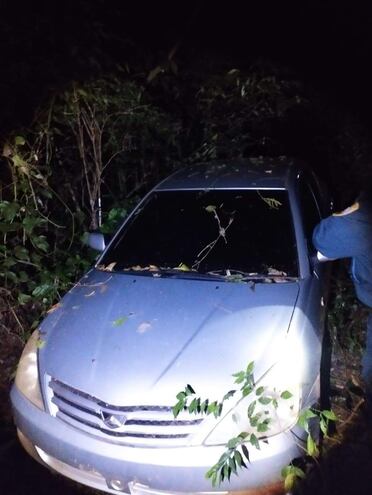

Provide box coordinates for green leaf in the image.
[321,409,337,421]
[0,202,20,222]
[280,390,293,400]
[257,420,270,433]
[205,205,217,213]
[189,398,197,413]
[319,418,328,436]
[307,433,319,457]
[223,464,230,482]
[32,283,53,298]
[185,384,195,395]
[4,270,18,283]
[223,389,236,401]
[15,136,26,146]
[233,371,245,384]
[284,473,296,492]
[23,215,44,234]
[207,401,218,415]
[281,465,306,481]
[176,391,186,401]
[246,361,254,375]
[18,293,32,305]
[249,413,261,427]
[241,444,250,463]
[234,450,244,469]
[200,399,209,413]
[297,408,317,431]
[227,437,239,449]
[112,316,128,327]
[32,235,49,252]
[14,245,30,261]
[247,400,256,417]
[249,433,260,450]
[258,396,272,405]
[255,386,265,396]
[228,456,237,474]
[242,385,253,397]
[172,401,184,418]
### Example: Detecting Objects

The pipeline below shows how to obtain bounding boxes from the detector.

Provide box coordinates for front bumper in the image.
[11,385,296,494]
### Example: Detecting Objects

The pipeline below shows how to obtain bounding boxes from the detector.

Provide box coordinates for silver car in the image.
[11,159,331,494]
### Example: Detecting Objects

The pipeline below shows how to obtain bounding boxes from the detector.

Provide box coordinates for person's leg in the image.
[362,311,372,407]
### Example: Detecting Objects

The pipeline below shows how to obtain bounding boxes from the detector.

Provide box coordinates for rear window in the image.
[100,189,298,276]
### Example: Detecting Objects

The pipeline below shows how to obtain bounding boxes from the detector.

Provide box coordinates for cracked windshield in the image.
[100,189,298,278]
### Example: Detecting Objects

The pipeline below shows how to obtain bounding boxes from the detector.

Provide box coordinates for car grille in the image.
[48,378,204,447]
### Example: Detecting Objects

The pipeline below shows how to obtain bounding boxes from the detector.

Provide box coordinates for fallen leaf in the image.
[137,322,152,334]
[130,265,143,271]
[175,262,191,272]
[112,316,128,327]
[149,265,159,271]
[105,262,117,272]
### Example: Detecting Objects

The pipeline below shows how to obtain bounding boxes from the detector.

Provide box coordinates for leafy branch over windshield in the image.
[192,204,235,270]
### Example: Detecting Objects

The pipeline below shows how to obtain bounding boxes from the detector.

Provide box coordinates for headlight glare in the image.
[204,337,303,446]
[15,330,45,410]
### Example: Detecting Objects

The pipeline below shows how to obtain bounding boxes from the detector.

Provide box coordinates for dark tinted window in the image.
[299,180,321,251]
[101,190,298,276]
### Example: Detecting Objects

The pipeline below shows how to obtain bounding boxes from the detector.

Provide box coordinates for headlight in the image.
[204,335,303,446]
[15,330,45,410]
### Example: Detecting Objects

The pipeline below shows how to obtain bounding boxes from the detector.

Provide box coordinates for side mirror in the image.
[86,232,106,252]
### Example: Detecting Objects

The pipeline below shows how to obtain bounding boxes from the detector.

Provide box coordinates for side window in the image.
[298,179,321,253]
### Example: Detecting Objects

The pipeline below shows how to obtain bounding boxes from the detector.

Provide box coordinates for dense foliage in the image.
[1,60,371,373]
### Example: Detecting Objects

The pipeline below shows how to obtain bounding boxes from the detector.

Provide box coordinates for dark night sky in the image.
[1,0,372,133]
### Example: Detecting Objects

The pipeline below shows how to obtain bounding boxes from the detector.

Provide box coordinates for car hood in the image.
[39,269,299,405]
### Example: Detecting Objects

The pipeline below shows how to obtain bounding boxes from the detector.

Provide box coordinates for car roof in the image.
[155,157,301,191]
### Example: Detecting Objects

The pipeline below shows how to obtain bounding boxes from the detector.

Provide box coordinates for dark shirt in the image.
[312,199,372,308]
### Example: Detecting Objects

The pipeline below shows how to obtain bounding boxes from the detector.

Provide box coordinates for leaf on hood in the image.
[175,262,191,271]
[104,262,117,272]
[137,321,152,334]
[36,338,46,349]
[112,316,128,327]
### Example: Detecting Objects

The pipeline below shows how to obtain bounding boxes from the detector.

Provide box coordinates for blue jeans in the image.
[362,312,372,404]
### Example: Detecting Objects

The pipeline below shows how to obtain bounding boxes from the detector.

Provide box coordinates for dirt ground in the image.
[1,307,372,495]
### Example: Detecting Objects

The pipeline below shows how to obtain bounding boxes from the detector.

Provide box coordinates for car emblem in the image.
[100,411,127,430]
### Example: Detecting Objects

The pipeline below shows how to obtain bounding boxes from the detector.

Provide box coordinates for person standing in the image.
[312,189,372,404]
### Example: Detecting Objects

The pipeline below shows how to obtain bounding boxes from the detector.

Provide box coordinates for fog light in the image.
[108,479,126,491]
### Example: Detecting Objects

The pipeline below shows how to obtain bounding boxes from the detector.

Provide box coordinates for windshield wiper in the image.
[206,269,297,283]
[152,268,225,281]
[119,266,225,281]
